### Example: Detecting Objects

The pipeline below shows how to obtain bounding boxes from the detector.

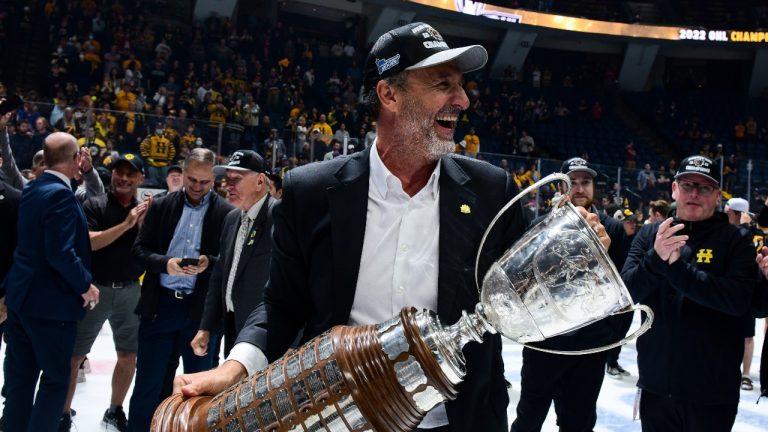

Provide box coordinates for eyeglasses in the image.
[677,181,717,196]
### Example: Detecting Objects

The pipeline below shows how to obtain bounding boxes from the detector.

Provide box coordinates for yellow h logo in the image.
[696,249,713,263]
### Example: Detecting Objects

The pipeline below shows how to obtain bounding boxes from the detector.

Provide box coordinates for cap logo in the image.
[231,151,244,163]
[570,158,587,167]
[125,153,135,160]
[376,54,401,75]
[410,24,448,49]
[685,156,711,173]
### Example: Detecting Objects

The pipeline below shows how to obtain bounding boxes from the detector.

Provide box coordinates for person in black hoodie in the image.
[754,199,768,400]
[511,157,631,432]
[622,155,756,431]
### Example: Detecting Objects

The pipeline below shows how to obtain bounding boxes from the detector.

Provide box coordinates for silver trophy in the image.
[153,173,653,432]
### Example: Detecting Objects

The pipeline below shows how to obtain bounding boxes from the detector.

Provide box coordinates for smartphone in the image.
[179,257,200,267]
[0,94,24,116]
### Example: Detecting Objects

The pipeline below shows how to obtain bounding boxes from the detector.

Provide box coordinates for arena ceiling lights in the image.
[408,0,768,44]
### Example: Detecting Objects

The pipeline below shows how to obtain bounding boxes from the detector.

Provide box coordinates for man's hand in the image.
[79,147,94,173]
[137,195,153,226]
[124,200,150,229]
[81,284,100,309]
[654,217,688,262]
[173,360,247,398]
[575,206,611,249]
[167,255,209,276]
[190,330,210,356]
[0,297,7,324]
[166,257,187,276]
[755,246,768,279]
[183,255,209,274]
[740,212,752,225]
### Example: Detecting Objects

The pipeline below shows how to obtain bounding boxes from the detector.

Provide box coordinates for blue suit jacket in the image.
[3,172,92,321]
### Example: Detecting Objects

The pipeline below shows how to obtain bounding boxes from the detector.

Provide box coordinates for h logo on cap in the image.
[231,152,243,163]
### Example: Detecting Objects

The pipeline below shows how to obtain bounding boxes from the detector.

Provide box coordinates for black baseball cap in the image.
[560,157,597,178]
[111,153,145,175]
[214,150,266,175]
[167,164,182,175]
[674,155,720,186]
[363,22,488,91]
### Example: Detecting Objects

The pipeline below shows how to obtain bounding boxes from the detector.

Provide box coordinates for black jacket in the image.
[200,198,274,334]
[237,148,528,432]
[132,190,233,321]
[621,212,756,404]
[0,181,21,295]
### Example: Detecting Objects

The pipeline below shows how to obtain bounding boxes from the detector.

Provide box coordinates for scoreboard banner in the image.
[408,0,768,43]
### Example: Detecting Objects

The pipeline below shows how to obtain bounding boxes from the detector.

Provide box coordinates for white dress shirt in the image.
[350,142,446,428]
[349,142,440,325]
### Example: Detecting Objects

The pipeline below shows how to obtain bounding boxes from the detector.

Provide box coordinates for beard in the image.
[394,93,456,161]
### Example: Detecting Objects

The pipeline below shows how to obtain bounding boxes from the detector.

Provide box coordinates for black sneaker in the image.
[58,412,72,432]
[606,365,622,377]
[102,406,128,432]
[614,364,631,377]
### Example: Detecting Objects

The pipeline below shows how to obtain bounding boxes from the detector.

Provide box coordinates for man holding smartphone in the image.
[129,148,232,432]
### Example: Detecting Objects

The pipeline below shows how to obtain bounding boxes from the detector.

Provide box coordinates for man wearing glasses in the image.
[621,155,757,431]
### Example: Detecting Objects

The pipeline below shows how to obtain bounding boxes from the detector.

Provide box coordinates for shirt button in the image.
[397,286,404,293]
[401,245,408,253]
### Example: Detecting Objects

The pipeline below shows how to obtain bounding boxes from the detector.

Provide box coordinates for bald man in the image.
[2,132,100,431]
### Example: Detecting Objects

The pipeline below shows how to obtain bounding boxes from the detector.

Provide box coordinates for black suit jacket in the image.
[237,148,528,432]
[132,190,233,321]
[200,196,274,333]
[0,181,21,290]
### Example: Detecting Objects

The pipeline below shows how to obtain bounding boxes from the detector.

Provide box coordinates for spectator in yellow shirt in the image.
[463,126,480,158]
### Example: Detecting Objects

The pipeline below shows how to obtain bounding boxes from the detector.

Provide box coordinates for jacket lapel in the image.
[438,156,479,324]
[327,148,370,322]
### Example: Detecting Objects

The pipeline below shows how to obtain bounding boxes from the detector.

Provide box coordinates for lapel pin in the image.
[460,204,471,214]
[247,239,254,246]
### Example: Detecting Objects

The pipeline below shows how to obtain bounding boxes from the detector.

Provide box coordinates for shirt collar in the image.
[245,194,268,220]
[44,169,71,186]
[182,189,212,208]
[108,190,138,207]
[369,140,441,200]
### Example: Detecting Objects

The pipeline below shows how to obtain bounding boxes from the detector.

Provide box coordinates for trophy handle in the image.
[520,303,654,356]
[474,172,572,293]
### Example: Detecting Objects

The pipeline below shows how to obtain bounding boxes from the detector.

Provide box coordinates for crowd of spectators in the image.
[5,0,768,225]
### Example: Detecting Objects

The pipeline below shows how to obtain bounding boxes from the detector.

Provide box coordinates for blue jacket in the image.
[3,172,92,321]
[622,212,756,404]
